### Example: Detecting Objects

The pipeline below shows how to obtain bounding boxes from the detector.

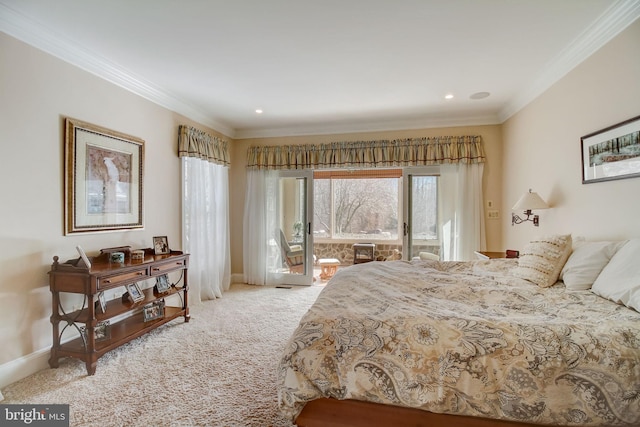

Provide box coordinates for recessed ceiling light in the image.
[470,92,490,100]
[255,109,263,114]
[444,94,454,100]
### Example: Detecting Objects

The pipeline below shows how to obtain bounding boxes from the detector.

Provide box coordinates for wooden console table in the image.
[48,249,189,375]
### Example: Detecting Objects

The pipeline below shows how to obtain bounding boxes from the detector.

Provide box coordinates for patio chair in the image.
[279,229,304,274]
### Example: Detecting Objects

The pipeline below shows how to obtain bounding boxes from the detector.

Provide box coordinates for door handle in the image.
[307,222,312,235]
[403,222,409,236]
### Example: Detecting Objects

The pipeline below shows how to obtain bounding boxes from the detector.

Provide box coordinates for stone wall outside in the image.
[313,242,439,264]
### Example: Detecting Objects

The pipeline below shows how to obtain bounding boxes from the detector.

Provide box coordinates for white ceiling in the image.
[1,0,639,139]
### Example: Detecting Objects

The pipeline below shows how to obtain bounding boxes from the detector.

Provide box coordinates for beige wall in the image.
[229,125,504,276]
[0,33,223,384]
[2,17,638,388]
[502,19,640,250]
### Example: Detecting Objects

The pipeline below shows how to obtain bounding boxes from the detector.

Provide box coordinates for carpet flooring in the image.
[1,283,324,426]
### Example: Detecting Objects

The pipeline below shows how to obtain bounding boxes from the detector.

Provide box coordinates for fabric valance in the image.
[178,125,229,166]
[246,136,485,170]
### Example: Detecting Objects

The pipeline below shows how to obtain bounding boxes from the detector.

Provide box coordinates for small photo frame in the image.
[80,320,111,342]
[126,282,145,303]
[155,274,171,293]
[76,245,92,269]
[143,300,165,322]
[153,236,170,255]
[98,291,107,313]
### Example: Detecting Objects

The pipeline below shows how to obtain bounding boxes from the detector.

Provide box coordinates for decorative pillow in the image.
[592,239,640,312]
[419,251,440,261]
[513,234,572,287]
[560,240,627,290]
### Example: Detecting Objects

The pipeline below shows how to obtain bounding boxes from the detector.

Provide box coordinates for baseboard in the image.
[230,273,246,284]
[0,347,50,391]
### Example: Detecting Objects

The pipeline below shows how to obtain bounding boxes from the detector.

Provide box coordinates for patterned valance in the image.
[178,125,229,166]
[247,136,485,170]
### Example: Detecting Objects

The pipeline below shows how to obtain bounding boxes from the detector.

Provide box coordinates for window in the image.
[313,170,401,241]
[409,175,438,241]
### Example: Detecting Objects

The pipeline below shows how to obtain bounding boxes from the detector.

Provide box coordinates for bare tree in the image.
[315,178,399,237]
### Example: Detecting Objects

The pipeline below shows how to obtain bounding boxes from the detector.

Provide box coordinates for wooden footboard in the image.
[295,398,547,427]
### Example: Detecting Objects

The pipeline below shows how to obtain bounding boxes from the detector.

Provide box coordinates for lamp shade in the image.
[512,189,548,211]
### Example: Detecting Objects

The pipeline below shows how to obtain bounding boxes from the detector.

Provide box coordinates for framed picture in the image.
[75,245,92,269]
[98,291,107,313]
[581,115,640,184]
[155,274,171,293]
[64,117,144,234]
[153,236,170,255]
[143,300,165,322]
[126,282,145,303]
[80,320,111,342]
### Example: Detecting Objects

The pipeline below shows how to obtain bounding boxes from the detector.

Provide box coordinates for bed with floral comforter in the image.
[277,259,640,426]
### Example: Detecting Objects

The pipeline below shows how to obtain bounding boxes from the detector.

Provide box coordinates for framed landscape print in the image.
[64,118,145,234]
[581,115,640,184]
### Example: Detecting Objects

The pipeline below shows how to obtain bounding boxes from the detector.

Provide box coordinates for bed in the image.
[277,236,640,426]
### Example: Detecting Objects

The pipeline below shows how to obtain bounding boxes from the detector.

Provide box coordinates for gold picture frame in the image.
[64,117,144,234]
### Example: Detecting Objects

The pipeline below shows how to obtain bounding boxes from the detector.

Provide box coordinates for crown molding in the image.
[234,113,501,139]
[0,3,236,138]
[498,0,640,123]
[2,1,637,140]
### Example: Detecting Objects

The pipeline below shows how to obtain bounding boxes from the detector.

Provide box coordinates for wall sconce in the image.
[511,189,548,226]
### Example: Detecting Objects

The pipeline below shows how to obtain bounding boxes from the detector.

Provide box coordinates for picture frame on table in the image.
[155,274,171,293]
[75,245,92,269]
[143,300,165,322]
[153,236,170,255]
[64,117,144,234]
[125,282,145,303]
[581,115,640,184]
[97,291,107,313]
[80,320,111,342]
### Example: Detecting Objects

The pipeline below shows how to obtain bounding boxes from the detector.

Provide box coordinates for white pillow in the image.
[419,252,440,261]
[592,239,640,312]
[513,234,572,288]
[561,240,627,290]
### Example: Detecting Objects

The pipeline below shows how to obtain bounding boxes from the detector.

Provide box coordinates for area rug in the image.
[1,283,324,426]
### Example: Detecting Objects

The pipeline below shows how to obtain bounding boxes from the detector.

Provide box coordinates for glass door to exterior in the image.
[403,167,440,260]
[269,170,314,286]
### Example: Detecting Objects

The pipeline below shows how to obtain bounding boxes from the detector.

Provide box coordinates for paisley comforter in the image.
[277,259,640,426]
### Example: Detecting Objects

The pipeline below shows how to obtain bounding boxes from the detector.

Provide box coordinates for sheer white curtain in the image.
[440,163,486,261]
[182,157,231,302]
[242,169,279,285]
